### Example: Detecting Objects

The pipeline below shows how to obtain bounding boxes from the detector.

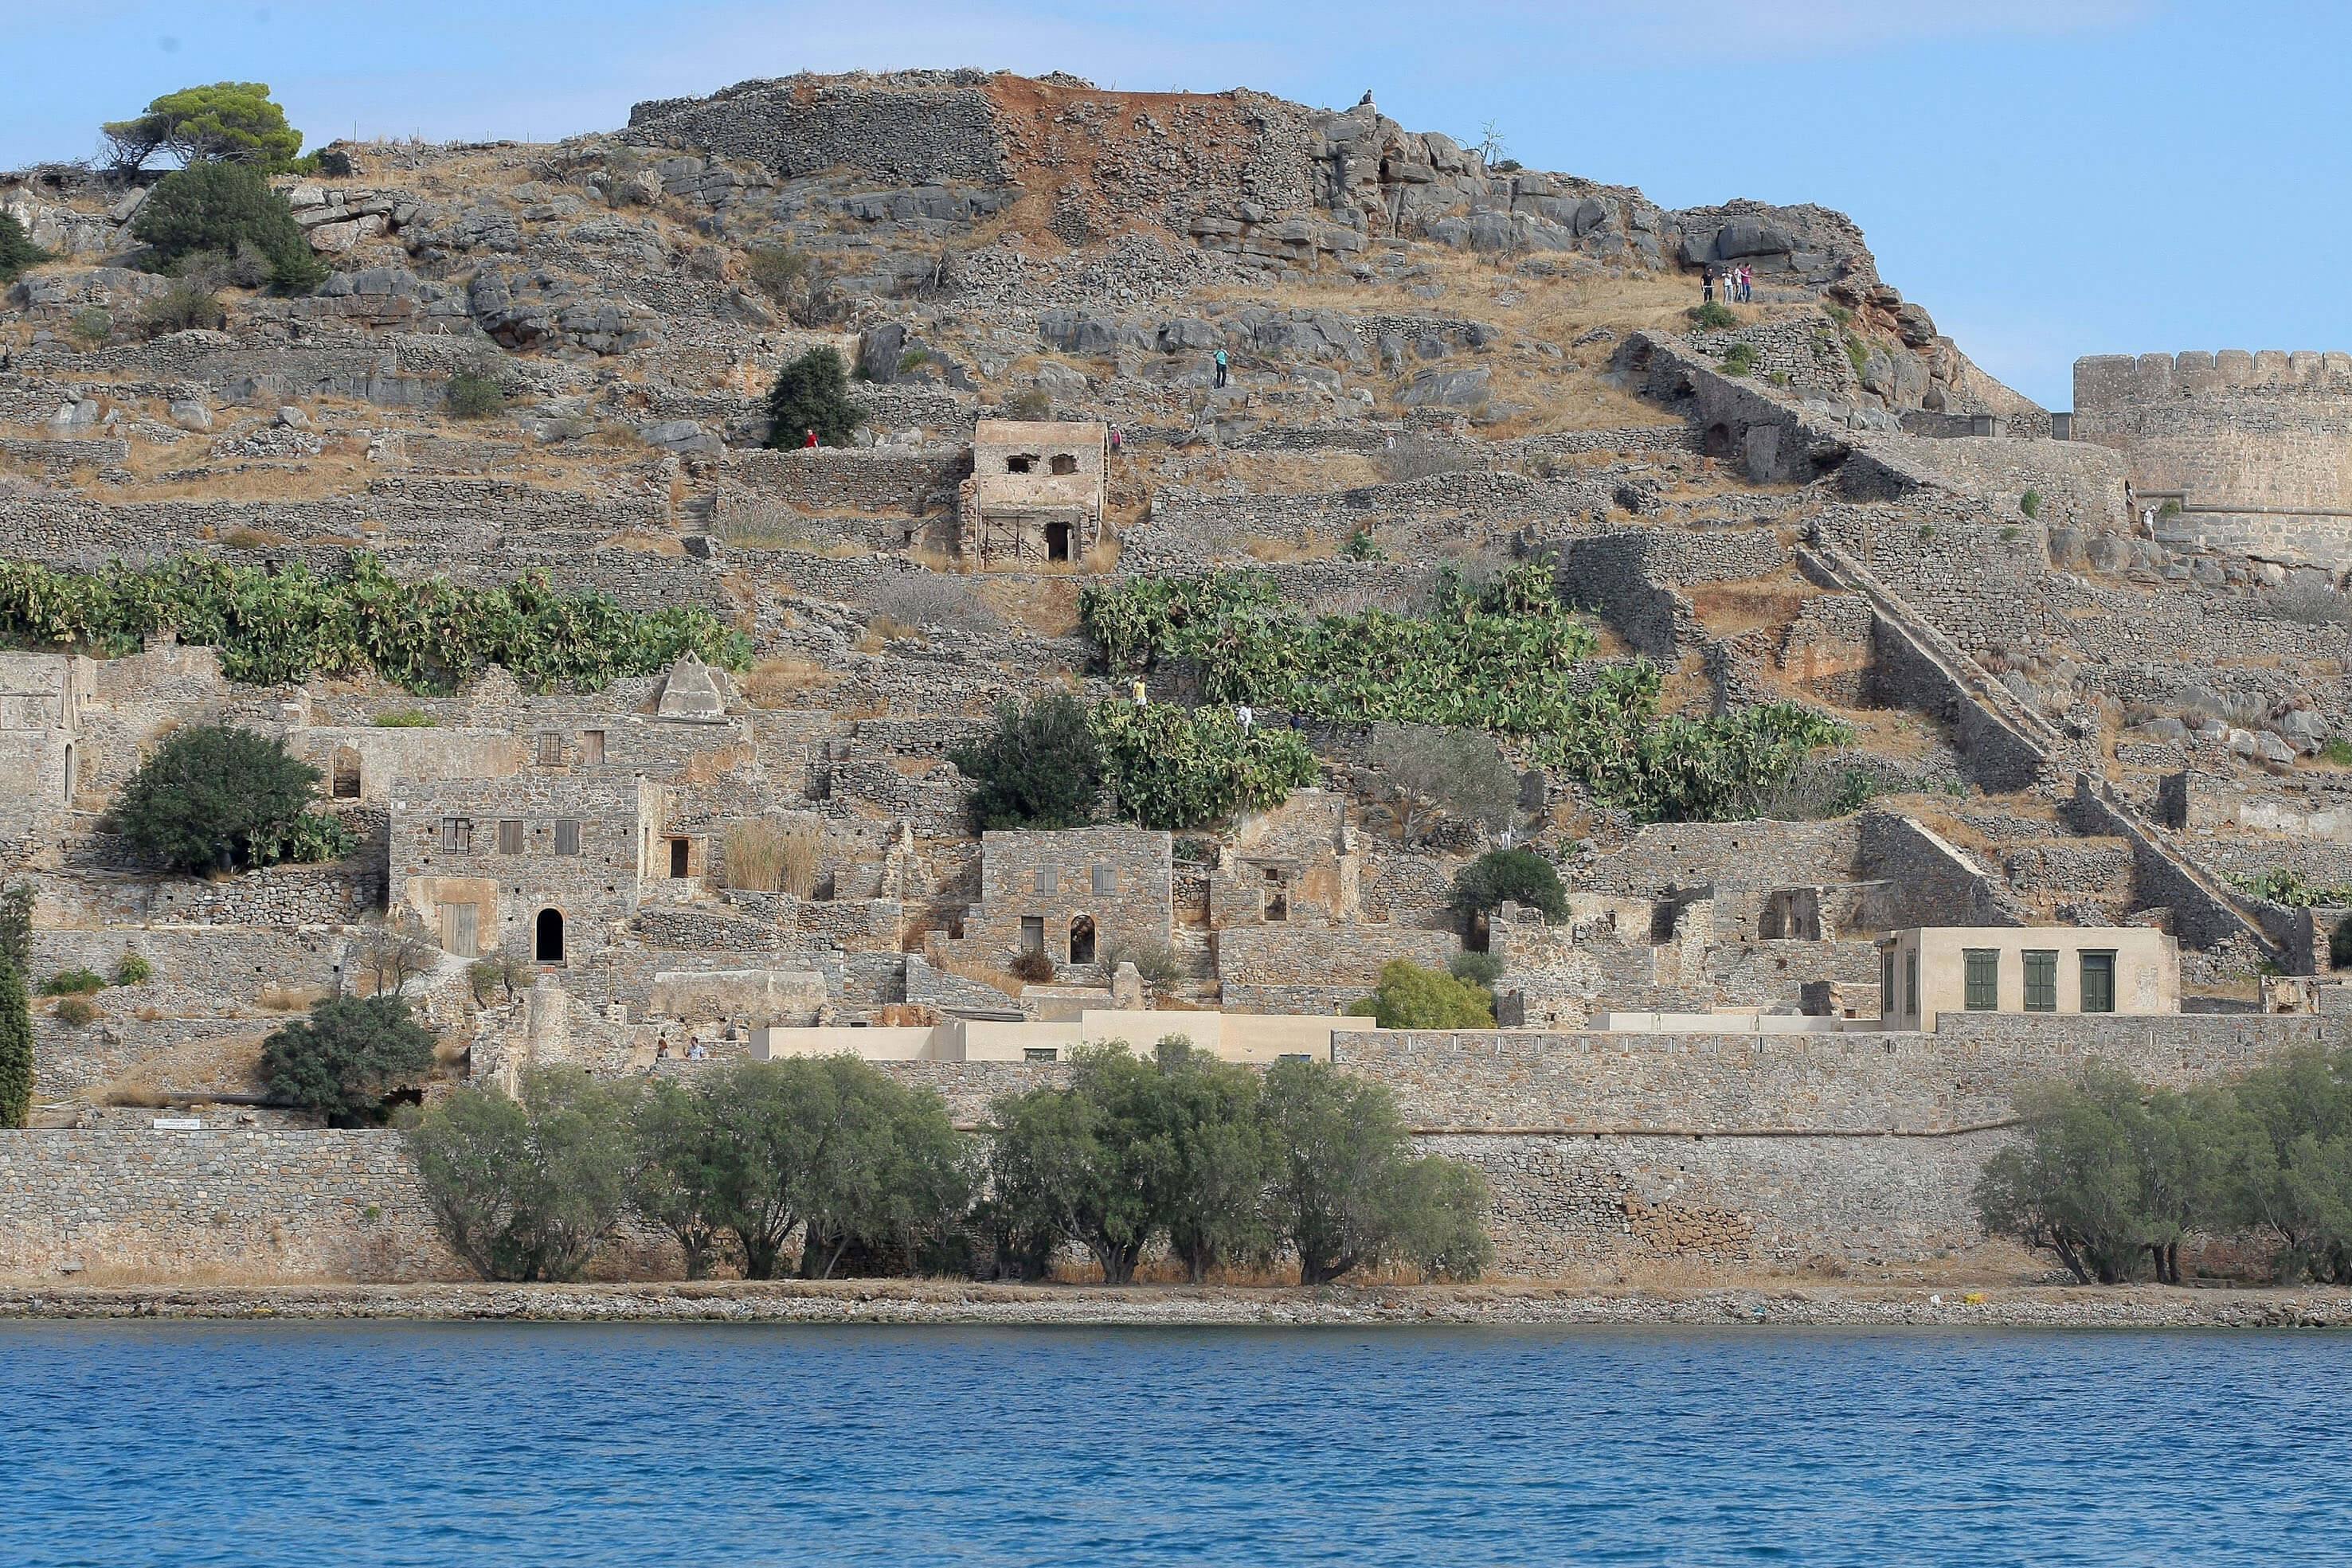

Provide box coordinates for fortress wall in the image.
[2074,350,2352,514]
[8,1014,2334,1283]
[628,78,1011,186]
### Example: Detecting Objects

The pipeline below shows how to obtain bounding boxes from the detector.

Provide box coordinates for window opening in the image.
[538,732,564,768]
[1050,453,1078,475]
[498,819,522,855]
[1964,949,1999,1011]
[2080,952,2116,1015]
[1006,455,1035,474]
[2024,951,2058,1012]
[581,730,605,765]
[1091,865,1114,897]
[554,819,580,857]
[1019,916,1044,954]
[670,838,691,878]
[1069,915,1096,965]
[331,747,361,800]
[440,816,472,854]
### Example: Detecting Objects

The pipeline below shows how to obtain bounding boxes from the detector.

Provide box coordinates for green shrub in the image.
[949,692,1102,831]
[103,82,307,170]
[0,212,50,284]
[1372,723,1518,836]
[1005,386,1052,420]
[255,811,358,867]
[1090,700,1320,830]
[2158,499,2182,518]
[262,993,438,1124]
[39,969,105,996]
[1919,524,1935,541]
[139,283,227,338]
[1688,301,1737,330]
[1825,303,1853,327]
[407,1066,639,1281]
[113,725,330,874]
[762,346,861,448]
[1766,370,1789,387]
[1844,333,1870,377]
[0,552,752,694]
[445,364,507,419]
[372,707,436,727]
[2326,737,2352,768]
[1720,342,1759,377]
[2002,526,2021,542]
[54,995,96,1028]
[1346,959,1496,1030]
[1450,848,1568,923]
[1450,950,1505,993]
[0,948,30,1128]
[112,952,154,987]
[1340,530,1384,561]
[66,307,112,346]
[2020,489,2041,519]
[130,160,326,291]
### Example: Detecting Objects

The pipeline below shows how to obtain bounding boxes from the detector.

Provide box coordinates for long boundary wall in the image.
[4,1013,2334,1285]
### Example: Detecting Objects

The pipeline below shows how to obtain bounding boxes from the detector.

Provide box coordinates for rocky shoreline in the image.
[3,1281,2346,1329]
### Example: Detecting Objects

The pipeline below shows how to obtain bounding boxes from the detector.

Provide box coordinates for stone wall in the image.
[2075,350,2352,514]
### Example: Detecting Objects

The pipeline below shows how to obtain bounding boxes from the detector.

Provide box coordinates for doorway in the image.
[534,908,565,963]
[1069,914,1096,965]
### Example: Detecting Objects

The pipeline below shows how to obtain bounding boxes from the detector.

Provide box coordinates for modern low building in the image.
[1877,925,2179,1031]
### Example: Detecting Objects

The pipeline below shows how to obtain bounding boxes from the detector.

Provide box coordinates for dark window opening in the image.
[1704,422,1736,459]
[331,747,361,800]
[669,838,691,878]
[1006,455,1035,474]
[1265,890,1289,922]
[1045,522,1070,561]
[1050,453,1078,475]
[534,908,565,963]
[63,742,76,804]
[1070,914,1096,965]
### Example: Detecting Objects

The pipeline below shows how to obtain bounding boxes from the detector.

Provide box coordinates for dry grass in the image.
[95,1033,269,1109]
[741,657,839,707]
[257,985,325,1013]
[969,576,1083,636]
[1239,533,1339,563]
[601,530,685,556]
[924,940,1031,999]
[722,819,823,896]
[1688,575,1825,638]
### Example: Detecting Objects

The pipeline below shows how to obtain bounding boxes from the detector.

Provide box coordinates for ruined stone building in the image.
[958,419,1106,563]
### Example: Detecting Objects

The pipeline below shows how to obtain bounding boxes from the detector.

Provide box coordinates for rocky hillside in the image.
[2,68,2345,1123]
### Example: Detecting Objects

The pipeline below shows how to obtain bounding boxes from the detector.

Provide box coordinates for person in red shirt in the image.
[802,428,818,448]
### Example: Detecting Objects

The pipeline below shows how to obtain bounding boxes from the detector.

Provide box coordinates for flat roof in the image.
[973,418,1106,442]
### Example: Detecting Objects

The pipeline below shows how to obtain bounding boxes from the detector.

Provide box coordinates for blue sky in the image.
[2,1,2337,408]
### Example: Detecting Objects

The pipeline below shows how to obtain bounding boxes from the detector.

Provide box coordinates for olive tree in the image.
[115,725,328,873]
[1258,1057,1494,1285]
[407,1067,639,1282]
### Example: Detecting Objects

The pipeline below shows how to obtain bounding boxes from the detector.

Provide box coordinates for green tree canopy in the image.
[407,1067,640,1282]
[0,948,32,1129]
[628,1077,731,1279]
[1258,1058,1493,1285]
[763,347,862,448]
[115,725,329,874]
[1450,847,1568,924]
[1345,959,1496,1030]
[0,212,49,286]
[130,160,326,292]
[949,691,1102,831]
[104,82,306,170]
[261,994,438,1124]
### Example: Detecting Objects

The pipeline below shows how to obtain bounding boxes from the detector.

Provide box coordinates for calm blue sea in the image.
[1,1320,2343,1566]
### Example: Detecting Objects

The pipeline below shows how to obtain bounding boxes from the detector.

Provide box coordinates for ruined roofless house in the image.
[958,419,1107,565]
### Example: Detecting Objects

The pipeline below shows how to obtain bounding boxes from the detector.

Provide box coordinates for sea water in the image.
[2,1321,2343,1565]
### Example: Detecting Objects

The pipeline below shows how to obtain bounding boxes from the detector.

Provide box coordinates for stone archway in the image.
[534,907,565,964]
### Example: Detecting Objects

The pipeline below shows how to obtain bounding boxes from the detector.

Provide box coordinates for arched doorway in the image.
[1069,914,1096,965]
[534,907,565,963]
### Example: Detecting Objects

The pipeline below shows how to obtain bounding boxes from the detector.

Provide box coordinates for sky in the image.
[2,0,2340,408]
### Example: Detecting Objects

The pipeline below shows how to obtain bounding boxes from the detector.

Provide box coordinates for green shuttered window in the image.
[2024,951,2057,1012]
[1964,949,1999,1011]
